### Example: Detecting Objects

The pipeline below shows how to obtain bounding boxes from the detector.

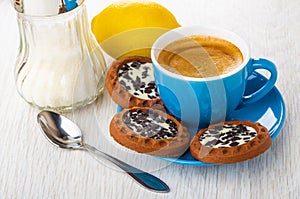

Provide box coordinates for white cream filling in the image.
[199,124,257,148]
[118,62,158,100]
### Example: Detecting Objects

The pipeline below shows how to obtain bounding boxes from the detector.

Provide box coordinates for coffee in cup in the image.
[157,35,244,78]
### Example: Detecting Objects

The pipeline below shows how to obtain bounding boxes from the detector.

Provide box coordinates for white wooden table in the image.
[0,0,299,198]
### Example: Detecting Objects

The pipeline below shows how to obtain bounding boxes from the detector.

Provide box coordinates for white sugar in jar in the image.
[14,2,106,111]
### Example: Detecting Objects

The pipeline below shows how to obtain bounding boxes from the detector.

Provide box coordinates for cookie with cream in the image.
[110,107,190,157]
[190,120,272,164]
[106,56,163,108]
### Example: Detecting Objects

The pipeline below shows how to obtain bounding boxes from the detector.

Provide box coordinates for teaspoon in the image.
[37,110,170,193]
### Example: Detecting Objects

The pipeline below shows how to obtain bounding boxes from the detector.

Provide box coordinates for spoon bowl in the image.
[37,110,170,193]
[38,111,82,149]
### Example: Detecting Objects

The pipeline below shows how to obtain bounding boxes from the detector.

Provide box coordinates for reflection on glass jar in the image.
[14,3,107,112]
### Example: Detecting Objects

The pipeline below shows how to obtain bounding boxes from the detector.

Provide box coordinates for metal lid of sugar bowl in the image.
[13,0,83,16]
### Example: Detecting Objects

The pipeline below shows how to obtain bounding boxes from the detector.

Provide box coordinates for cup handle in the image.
[241,58,277,106]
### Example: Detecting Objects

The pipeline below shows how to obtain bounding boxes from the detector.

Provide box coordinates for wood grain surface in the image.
[0,0,299,198]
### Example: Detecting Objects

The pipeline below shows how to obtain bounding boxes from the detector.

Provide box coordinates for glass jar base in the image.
[24,87,105,113]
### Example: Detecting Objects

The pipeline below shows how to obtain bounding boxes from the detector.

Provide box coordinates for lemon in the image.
[91,0,180,58]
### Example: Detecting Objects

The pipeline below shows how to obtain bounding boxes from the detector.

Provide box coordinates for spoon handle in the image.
[84,144,170,193]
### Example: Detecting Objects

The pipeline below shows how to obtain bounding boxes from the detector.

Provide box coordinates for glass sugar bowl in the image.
[14,0,107,112]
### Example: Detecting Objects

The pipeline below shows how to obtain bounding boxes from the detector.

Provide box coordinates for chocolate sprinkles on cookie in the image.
[190,120,272,164]
[110,107,190,157]
[122,109,178,139]
[106,56,163,108]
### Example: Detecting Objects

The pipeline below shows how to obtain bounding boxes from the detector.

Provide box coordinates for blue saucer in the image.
[117,72,286,166]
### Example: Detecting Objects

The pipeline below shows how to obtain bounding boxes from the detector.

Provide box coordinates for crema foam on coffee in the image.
[157,35,243,78]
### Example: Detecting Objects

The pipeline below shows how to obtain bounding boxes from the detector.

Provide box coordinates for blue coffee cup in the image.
[151,26,277,135]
